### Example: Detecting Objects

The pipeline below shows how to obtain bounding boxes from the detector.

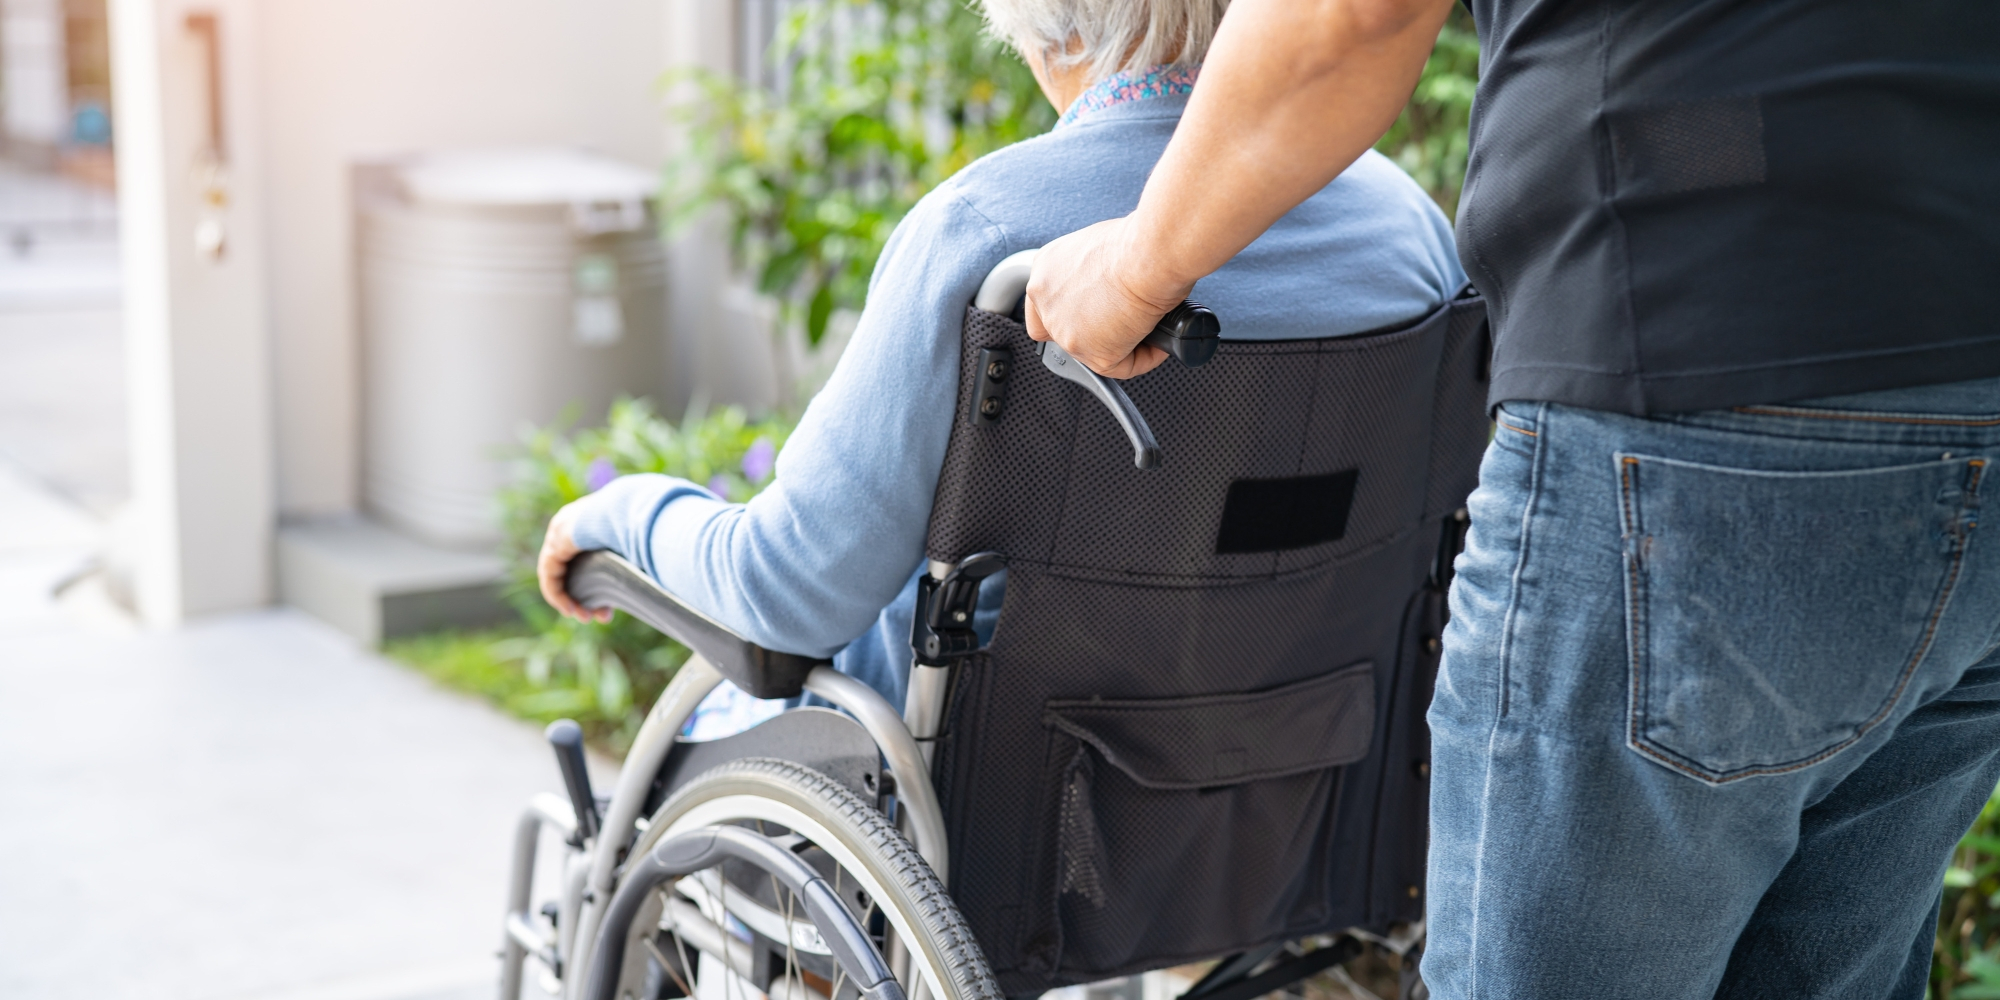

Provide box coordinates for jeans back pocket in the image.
[1617,452,1984,784]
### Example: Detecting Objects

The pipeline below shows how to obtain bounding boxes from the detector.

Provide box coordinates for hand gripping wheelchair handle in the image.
[975,248,1220,470]
[583,824,905,1000]
[564,550,828,699]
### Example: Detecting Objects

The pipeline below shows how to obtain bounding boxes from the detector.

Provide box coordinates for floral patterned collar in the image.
[1057,63,1202,128]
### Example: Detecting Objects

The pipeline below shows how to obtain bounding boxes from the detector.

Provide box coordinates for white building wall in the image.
[256,0,694,518]
[111,0,275,622]
[2,0,69,148]
[108,0,773,620]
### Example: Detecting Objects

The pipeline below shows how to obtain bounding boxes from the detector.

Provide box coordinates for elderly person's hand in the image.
[1023,217,1183,379]
[537,500,612,623]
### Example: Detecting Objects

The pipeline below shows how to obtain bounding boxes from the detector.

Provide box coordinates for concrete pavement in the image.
[0,159,584,1000]
[0,465,569,1000]
[0,157,126,513]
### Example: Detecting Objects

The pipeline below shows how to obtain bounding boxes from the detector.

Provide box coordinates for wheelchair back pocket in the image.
[1034,663,1375,974]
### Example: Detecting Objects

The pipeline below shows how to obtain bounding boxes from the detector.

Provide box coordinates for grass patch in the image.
[383,624,682,757]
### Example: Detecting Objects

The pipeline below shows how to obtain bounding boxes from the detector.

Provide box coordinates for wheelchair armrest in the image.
[564,550,827,700]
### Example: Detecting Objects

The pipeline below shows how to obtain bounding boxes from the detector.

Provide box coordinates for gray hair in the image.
[977,0,1229,81]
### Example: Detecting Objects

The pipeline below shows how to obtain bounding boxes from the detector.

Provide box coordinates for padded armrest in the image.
[564,550,827,699]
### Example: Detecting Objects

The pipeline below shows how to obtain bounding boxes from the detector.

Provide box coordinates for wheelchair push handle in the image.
[1030,296,1218,470]
[1143,299,1221,368]
[973,248,1220,470]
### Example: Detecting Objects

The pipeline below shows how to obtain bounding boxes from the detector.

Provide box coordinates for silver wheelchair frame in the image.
[498,255,1046,1000]
[497,248,1442,1000]
[499,606,966,1000]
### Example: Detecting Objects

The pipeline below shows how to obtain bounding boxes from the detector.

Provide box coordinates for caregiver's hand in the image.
[1025,0,1452,378]
[537,501,612,624]
[1023,217,1184,379]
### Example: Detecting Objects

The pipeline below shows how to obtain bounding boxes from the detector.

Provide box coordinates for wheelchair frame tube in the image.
[804,666,950,887]
[584,824,905,1000]
[500,792,578,1000]
[559,658,951,998]
[565,654,723,1000]
[903,664,950,769]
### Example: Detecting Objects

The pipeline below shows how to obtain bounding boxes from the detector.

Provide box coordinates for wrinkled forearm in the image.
[1128,0,1454,295]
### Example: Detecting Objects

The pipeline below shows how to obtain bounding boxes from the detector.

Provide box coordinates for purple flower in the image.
[708,474,731,498]
[741,438,776,483]
[585,457,618,492]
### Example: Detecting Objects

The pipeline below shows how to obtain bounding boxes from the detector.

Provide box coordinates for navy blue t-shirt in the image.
[1459,0,2000,414]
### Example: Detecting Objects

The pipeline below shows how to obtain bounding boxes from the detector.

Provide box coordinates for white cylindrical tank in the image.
[358,147,671,546]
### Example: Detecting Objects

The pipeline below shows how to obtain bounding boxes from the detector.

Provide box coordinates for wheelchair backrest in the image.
[921,293,1490,992]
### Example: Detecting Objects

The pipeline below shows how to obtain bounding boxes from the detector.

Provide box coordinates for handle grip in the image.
[545,719,599,844]
[1142,300,1221,367]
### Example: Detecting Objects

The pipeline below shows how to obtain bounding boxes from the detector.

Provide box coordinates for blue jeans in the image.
[1423,377,2000,998]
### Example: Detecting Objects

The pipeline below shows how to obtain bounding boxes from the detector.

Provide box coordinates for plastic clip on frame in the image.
[974,249,1219,469]
[911,552,1005,666]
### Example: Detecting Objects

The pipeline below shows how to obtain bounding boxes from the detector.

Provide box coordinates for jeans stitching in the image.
[1497,420,1537,437]
[1624,458,1985,784]
[1470,402,1546,1000]
[1618,457,1646,769]
[1732,405,2000,428]
[1496,404,1548,720]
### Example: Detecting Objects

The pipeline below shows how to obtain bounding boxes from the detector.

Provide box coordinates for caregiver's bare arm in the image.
[1023,0,1455,377]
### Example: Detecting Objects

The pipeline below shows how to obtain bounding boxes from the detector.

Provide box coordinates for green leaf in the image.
[806,282,836,346]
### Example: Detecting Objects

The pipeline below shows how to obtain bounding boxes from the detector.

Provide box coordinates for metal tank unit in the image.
[356,148,670,547]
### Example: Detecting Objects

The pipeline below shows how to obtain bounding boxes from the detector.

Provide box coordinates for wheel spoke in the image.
[606,759,1002,1000]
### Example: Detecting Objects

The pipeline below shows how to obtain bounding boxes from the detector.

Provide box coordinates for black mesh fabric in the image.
[924,298,1489,993]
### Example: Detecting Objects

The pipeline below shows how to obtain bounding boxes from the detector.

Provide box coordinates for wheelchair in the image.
[497,251,1491,1000]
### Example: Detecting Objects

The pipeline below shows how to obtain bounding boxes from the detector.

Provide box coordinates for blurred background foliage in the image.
[662,0,1055,347]
[387,400,794,752]
[1376,5,1478,217]
[662,0,1481,354]
[1936,785,2000,998]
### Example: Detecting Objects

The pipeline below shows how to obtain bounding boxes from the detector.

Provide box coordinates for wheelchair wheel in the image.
[609,757,1001,1000]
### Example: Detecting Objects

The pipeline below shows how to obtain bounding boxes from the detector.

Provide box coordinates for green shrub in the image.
[1936,782,2000,998]
[385,400,794,752]
[664,0,1481,352]
[662,0,1054,348]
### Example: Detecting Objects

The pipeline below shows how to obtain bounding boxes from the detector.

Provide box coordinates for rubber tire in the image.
[620,757,1003,1000]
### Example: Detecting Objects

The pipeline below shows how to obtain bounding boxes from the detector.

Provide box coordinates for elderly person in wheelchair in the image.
[512,0,1479,996]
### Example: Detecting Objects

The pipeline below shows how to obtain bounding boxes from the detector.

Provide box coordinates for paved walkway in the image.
[0,436,564,1000]
[0,158,126,513]
[0,159,580,1000]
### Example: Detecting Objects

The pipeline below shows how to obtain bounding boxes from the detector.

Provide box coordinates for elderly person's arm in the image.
[1023,0,1457,378]
[536,196,1009,656]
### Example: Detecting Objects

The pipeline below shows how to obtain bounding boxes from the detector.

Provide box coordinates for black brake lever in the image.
[1039,300,1219,469]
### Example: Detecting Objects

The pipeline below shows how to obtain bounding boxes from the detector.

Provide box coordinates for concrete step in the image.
[278,516,514,644]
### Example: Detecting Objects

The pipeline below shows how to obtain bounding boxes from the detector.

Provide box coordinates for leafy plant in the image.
[384,625,681,751]
[389,400,796,752]
[1375,5,1480,217]
[1936,782,2000,998]
[662,0,1055,348]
